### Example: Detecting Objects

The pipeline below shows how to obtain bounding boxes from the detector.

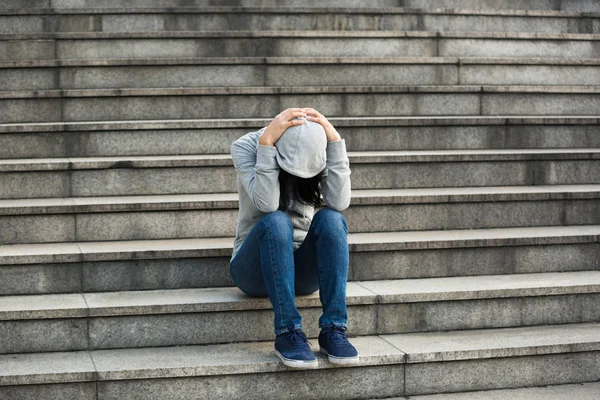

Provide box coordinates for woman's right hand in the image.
[259,108,307,146]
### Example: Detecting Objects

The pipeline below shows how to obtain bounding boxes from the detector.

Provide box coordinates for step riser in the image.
[404,352,600,396]
[3,14,599,35]
[3,160,598,198]
[5,64,600,91]
[1,0,600,12]
[1,243,597,295]
[2,199,599,244]
[2,125,600,159]
[0,366,407,400]
[3,92,600,124]
[2,37,599,62]
[2,352,599,400]
[2,293,599,354]
[0,382,95,400]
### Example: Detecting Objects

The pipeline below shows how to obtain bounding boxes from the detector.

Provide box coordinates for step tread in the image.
[1,184,600,214]
[2,148,600,172]
[397,382,600,400]
[1,271,599,320]
[1,225,599,264]
[2,115,599,133]
[1,322,598,385]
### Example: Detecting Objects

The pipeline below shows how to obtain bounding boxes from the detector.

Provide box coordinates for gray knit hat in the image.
[275,117,327,178]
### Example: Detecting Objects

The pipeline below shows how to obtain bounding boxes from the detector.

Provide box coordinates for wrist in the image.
[259,131,275,146]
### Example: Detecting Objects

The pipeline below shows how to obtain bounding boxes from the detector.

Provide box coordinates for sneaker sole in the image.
[274,349,319,369]
[319,347,360,365]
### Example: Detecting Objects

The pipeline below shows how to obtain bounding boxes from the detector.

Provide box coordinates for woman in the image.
[229,107,359,369]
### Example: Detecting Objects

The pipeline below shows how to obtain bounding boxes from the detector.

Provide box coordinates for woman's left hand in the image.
[301,108,342,142]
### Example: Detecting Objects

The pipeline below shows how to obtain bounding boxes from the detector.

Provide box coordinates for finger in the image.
[285,108,306,116]
[285,119,304,127]
[302,107,321,116]
[288,111,308,119]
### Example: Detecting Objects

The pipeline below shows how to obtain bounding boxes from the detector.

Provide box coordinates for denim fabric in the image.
[229,207,349,336]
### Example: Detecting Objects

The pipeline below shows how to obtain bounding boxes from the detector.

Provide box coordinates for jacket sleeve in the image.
[320,139,351,211]
[231,128,281,213]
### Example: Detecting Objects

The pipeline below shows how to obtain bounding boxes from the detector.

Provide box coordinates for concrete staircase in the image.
[0,1,599,399]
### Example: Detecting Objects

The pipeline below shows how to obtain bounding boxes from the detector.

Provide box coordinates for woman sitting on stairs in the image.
[229,107,359,369]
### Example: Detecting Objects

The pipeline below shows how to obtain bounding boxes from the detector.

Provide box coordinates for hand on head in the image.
[260,108,341,146]
[260,108,307,146]
[301,108,342,142]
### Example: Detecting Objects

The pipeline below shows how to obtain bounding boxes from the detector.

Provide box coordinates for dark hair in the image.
[278,168,323,211]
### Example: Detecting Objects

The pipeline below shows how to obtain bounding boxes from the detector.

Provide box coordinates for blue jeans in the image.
[229,207,349,336]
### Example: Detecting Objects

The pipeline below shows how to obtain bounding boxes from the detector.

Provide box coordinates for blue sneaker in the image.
[318,323,360,365]
[274,327,318,369]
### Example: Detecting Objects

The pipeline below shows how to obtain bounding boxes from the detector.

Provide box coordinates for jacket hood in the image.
[274,117,327,178]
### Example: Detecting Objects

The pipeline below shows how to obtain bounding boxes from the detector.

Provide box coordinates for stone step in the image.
[4,57,600,91]
[1,116,598,159]
[1,185,600,244]
[0,271,599,354]
[2,7,600,35]
[2,0,600,12]
[1,225,598,295]
[386,382,600,400]
[3,84,600,124]
[1,323,599,399]
[2,31,599,62]
[1,149,599,198]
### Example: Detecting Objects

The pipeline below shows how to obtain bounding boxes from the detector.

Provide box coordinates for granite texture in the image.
[91,334,405,379]
[0,171,70,199]
[390,382,600,400]
[0,224,598,265]
[439,37,599,58]
[0,215,75,244]
[2,32,598,64]
[350,243,600,281]
[3,88,600,123]
[0,292,87,320]
[54,37,437,60]
[1,323,599,397]
[2,191,599,243]
[2,272,599,352]
[376,293,600,333]
[404,351,600,395]
[75,210,237,241]
[56,64,459,89]
[0,262,81,295]
[0,382,95,400]
[382,322,600,363]
[96,365,404,400]
[2,11,600,35]
[81,258,233,292]
[0,319,88,354]
[87,305,377,349]
[6,60,600,92]
[1,0,598,11]
[3,158,599,198]
[2,122,600,159]
[70,167,237,196]
[0,350,95,385]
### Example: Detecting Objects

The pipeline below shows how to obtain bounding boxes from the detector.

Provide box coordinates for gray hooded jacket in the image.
[230,123,351,263]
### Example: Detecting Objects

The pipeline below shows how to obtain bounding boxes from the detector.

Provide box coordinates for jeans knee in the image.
[258,210,293,242]
[313,207,347,234]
